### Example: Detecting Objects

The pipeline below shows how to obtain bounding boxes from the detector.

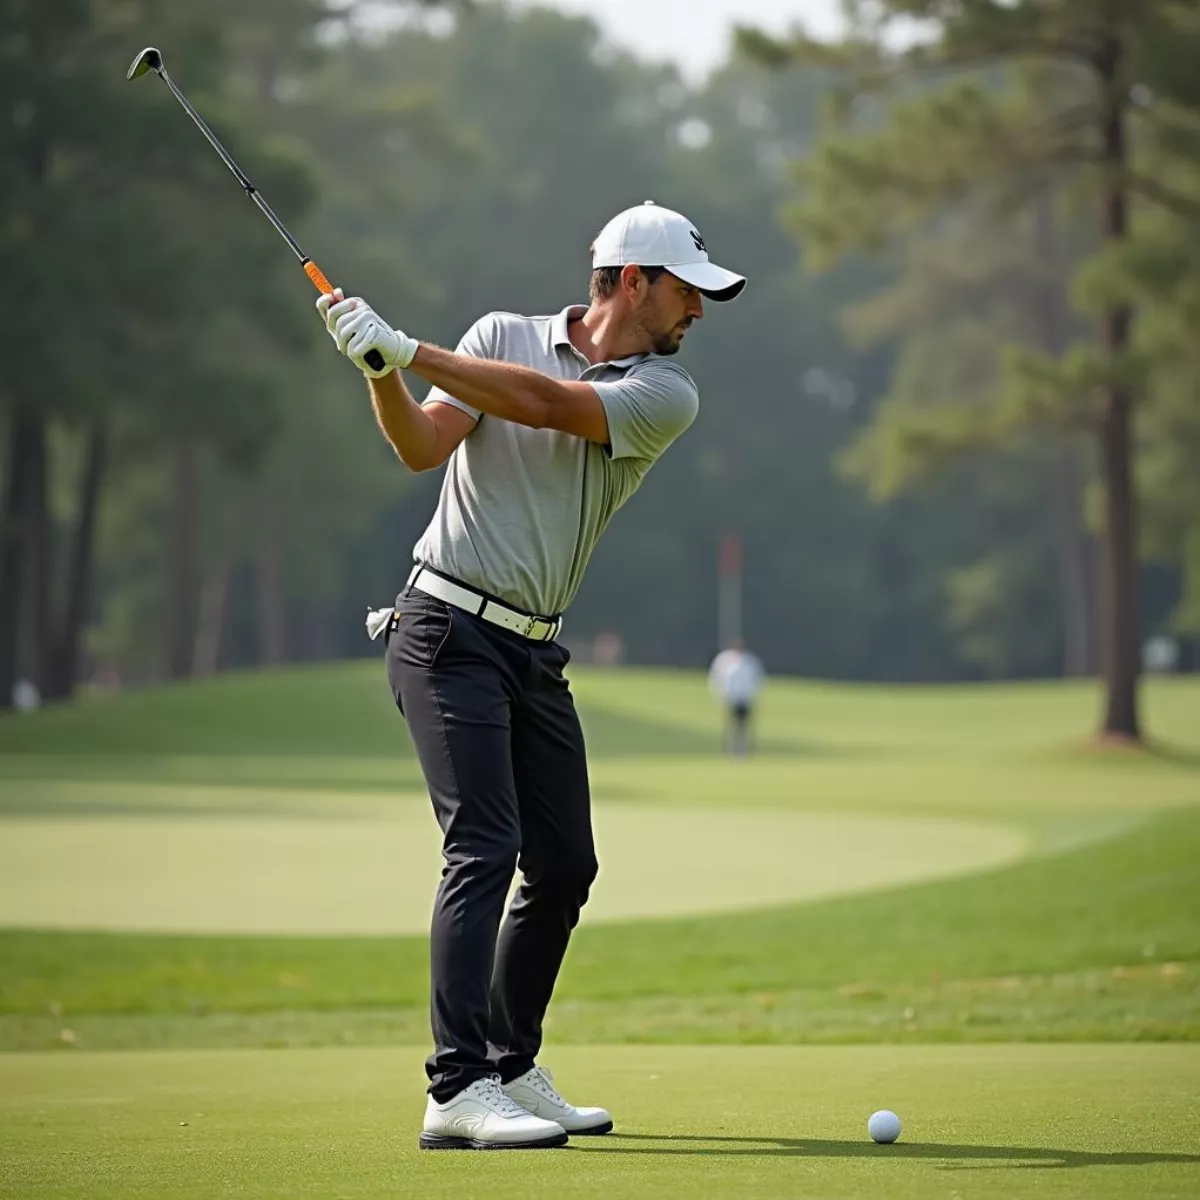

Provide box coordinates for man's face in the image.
[635,271,705,356]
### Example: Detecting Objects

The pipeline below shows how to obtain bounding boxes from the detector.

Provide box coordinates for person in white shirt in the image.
[708,642,766,756]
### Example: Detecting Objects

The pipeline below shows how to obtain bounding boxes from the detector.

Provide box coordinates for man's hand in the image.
[316,287,352,342]
[315,289,418,377]
[335,302,419,376]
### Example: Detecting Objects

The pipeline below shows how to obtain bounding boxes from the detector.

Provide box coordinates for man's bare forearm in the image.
[368,370,441,471]
[408,344,568,427]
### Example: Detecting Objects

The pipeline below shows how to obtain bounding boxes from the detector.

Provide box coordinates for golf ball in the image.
[868,1109,902,1143]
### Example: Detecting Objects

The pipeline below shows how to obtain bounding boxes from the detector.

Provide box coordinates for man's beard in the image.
[650,322,690,356]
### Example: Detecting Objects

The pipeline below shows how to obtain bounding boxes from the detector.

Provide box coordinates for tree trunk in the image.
[26,410,51,695]
[304,603,336,663]
[256,543,287,666]
[192,559,230,677]
[1096,40,1140,741]
[1099,374,1138,736]
[1052,445,1094,678]
[163,438,198,681]
[1031,188,1094,678]
[0,405,39,710]
[41,419,107,700]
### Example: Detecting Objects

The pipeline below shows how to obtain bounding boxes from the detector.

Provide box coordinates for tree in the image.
[1104,149,1200,648]
[82,0,457,679]
[740,0,1200,740]
[22,0,1107,691]
[0,0,310,703]
[839,192,1098,677]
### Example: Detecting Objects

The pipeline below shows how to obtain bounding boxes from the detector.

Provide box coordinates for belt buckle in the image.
[526,615,555,642]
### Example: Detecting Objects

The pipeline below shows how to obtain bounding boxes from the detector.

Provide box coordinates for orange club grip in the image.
[304,260,335,295]
[306,259,386,372]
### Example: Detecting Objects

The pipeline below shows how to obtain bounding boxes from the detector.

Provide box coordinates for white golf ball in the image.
[868,1109,902,1143]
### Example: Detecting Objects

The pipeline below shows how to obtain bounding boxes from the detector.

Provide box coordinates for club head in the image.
[125,46,163,82]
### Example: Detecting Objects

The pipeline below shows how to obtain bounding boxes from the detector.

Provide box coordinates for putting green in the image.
[0,783,1026,933]
[2,1045,1197,1199]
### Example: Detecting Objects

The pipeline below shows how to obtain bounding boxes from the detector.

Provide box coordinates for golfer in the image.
[318,202,746,1150]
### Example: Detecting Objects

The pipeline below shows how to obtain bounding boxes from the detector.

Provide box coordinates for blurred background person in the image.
[709,640,765,756]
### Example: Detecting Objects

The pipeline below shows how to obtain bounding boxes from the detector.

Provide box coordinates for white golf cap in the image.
[591,201,747,302]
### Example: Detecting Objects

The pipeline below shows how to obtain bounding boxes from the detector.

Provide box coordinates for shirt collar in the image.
[551,305,589,348]
[552,305,646,369]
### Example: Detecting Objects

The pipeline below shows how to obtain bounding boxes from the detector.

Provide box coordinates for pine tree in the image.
[741,0,1200,740]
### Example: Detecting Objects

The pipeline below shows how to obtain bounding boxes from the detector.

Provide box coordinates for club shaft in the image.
[158,69,308,264]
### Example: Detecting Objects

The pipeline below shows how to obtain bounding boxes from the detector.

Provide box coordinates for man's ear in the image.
[620,263,645,298]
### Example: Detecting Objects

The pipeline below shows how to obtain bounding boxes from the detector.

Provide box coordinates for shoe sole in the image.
[418,1131,569,1151]
[564,1120,614,1136]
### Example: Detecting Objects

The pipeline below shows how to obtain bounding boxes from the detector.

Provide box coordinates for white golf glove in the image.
[315,290,418,377]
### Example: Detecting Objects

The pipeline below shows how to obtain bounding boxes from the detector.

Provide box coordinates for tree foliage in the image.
[2,0,1196,716]
[740,0,1200,736]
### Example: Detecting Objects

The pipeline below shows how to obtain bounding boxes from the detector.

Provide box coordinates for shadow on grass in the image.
[589,1133,1200,1171]
[1145,740,1200,769]
[731,739,887,761]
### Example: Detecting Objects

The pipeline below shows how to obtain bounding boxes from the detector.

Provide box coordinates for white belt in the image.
[408,566,562,643]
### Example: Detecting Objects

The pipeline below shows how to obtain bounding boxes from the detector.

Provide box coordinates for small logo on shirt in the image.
[690,229,707,253]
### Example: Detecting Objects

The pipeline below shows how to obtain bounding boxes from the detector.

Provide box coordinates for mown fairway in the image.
[2,1045,1198,1199]
[0,666,1197,1197]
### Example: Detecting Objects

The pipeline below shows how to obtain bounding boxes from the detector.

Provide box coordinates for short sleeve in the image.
[591,363,700,462]
[422,314,499,421]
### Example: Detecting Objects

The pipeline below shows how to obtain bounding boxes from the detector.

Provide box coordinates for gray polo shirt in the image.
[412,305,699,617]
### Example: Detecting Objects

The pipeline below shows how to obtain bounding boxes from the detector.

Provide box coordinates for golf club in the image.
[125,46,385,371]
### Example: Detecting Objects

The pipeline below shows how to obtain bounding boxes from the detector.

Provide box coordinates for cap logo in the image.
[690,229,707,253]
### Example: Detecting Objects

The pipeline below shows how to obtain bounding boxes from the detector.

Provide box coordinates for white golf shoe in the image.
[502,1066,613,1135]
[419,1075,568,1150]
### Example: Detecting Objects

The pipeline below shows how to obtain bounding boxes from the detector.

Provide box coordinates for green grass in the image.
[2,804,1197,1049]
[3,661,1197,764]
[2,1045,1198,1199]
[1,667,1199,1198]
[0,666,1197,1050]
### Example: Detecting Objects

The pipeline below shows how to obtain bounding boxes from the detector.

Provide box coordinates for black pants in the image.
[386,588,597,1103]
[726,701,753,755]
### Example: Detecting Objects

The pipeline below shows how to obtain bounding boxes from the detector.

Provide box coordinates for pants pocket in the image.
[386,600,455,714]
